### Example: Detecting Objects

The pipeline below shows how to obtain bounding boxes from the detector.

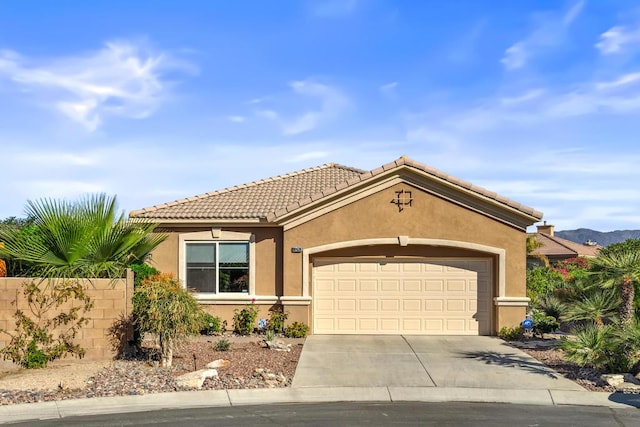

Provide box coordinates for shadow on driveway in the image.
[458,350,560,379]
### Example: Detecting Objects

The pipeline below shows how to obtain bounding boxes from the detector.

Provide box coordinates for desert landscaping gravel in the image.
[0,335,303,405]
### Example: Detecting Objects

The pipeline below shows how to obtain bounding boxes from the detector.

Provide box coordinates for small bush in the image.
[133,273,204,367]
[498,326,524,341]
[233,302,259,335]
[214,338,231,351]
[130,263,161,287]
[200,313,223,335]
[24,340,48,369]
[536,296,566,321]
[532,311,560,337]
[265,329,276,342]
[558,324,618,370]
[284,321,309,338]
[267,306,288,334]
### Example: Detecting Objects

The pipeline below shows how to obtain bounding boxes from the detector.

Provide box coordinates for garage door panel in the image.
[337,299,356,312]
[446,280,466,292]
[425,280,444,292]
[403,299,421,311]
[380,299,400,311]
[402,280,421,292]
[359,299,378,311]
[380,319,400,331]
[446,299,466,312]
[313,258,492,335]
[359,280,378,292]
[381,280,400,292]
[359,318,378,331]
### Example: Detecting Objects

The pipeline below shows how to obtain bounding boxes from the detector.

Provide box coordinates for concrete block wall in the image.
[0,270,134,360]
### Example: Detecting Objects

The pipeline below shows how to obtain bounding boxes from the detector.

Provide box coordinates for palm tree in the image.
[0,194,165,278]
[589,250,640,326]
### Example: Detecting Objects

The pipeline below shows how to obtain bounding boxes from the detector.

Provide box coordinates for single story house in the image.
[130,156,543,335]
[527,222,600,267]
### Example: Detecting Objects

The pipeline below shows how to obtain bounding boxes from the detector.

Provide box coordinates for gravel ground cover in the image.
[0,335,303,405]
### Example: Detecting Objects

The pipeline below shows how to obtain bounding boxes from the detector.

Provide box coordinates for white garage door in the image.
[313,258,492,335]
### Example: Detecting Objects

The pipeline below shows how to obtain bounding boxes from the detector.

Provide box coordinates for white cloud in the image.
[501,43,527,70]
[596,25,640,55]
[0,40,195,131]
[379,81,398,98]
[226,115,246,123]
[501,1,584,70]
[257,79,349,135]
[500,89,545,105]
[595,72,640,90]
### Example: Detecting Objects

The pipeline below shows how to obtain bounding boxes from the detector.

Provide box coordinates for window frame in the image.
[179,229,256,300]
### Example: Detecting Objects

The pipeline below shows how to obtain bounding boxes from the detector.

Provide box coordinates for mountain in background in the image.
[556,229,640,247]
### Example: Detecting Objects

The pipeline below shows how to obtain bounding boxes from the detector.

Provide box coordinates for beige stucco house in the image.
[130,156,542,335]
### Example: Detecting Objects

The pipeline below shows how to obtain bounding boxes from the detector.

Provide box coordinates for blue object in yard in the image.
[258,318,267,331]
[521,318,534,330]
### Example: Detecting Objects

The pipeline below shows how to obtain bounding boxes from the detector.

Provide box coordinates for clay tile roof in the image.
[531,233,601,258]
[130,156,543,222]
[129,163,366,220]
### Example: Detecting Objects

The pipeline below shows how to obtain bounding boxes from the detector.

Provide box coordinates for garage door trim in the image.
[300,238,505,300]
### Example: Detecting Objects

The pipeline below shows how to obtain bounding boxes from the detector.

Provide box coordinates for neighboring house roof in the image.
[130,156,543,223]
[530,232,600,258]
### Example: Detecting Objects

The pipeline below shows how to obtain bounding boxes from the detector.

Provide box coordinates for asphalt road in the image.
[8,402,640,426]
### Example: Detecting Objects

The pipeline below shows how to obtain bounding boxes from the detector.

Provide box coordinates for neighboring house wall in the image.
[0,272,134,359]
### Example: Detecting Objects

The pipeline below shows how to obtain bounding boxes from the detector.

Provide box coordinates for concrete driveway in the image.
[291,335,584,391]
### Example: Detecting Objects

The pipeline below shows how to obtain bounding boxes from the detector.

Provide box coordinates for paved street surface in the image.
[8,402,640,426]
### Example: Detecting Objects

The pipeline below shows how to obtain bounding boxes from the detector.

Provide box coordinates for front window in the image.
[186,242,249,293]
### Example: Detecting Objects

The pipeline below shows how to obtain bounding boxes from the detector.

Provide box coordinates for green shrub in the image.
[527,267,565,304]
[558,324,619,370]
[564,291,619,327]
[536,295,567,321]
[133,274,204,367]
[532,311,560,336]
[233,302,259,335]
[265,329,276,342]
[267,306,288,334]
[200,313,224,335]
[214,338,231,351]
[23,340,49,369]
[498,326,525,341]
[284,321,309,338]
[130,263,161,287]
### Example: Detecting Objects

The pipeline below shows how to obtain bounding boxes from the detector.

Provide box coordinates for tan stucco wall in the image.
[282,182,528,333]
[149,227,283,296]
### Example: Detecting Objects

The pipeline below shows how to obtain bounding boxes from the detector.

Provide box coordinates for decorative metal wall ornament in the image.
[391,189,413,212]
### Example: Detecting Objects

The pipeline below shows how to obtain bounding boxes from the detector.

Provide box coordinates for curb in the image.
[1,387,639,424]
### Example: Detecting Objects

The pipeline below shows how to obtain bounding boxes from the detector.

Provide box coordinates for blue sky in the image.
[1,0,639,232]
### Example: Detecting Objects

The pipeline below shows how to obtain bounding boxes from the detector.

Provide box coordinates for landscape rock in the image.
[601,373,640,391]
[206,359,230,369]
[253,368,287,388]
[175,369,218,389]
[264,340,292,352]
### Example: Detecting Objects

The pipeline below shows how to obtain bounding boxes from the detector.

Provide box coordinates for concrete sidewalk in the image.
[1,386,639,424]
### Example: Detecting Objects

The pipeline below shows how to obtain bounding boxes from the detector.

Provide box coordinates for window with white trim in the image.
[185,242,249,293]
